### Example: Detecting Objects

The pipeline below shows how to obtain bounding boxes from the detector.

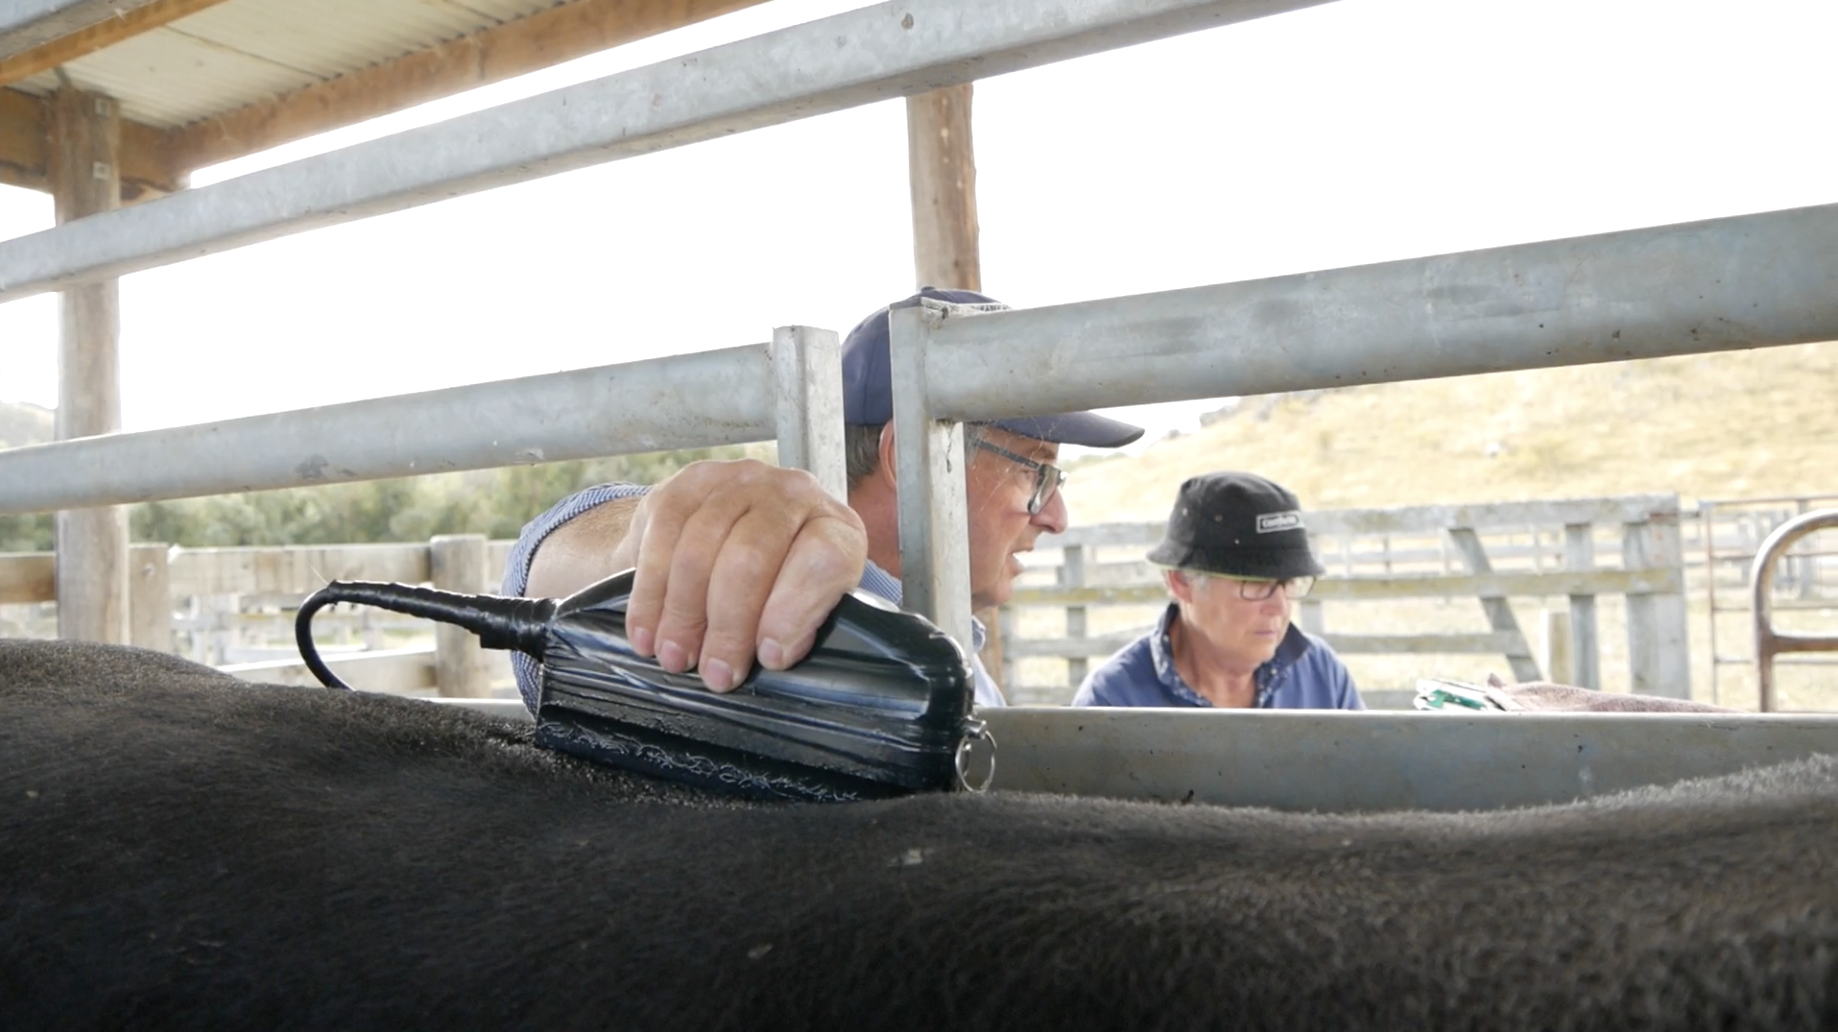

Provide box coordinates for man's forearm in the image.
[523,495,643,599]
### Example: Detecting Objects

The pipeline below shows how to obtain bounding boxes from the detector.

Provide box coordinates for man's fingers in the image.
[755,512,870,670]
[696,506,807,691]
[612,458,867,689]
[623,466,739,660]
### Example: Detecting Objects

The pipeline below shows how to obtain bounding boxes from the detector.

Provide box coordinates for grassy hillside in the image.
[1063,340,1838,521]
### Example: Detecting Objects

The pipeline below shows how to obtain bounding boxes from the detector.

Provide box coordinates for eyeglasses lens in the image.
[1238,576,1315,601]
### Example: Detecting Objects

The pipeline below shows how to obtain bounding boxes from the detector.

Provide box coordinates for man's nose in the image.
[1032,483,1070,535]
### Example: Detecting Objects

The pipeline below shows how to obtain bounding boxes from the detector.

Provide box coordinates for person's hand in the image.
[611,459,867,693]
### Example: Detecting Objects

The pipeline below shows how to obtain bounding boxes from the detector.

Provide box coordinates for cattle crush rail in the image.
[3,0,1838,810]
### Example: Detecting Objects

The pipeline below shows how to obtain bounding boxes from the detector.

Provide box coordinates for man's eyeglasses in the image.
[969,438,1065,516]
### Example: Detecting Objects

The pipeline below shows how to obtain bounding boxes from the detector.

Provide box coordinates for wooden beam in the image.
[1,86,182,195]
[0,85,46,189]
[0,0,233,88]
[166,0,771,174]
[0,0,167,61]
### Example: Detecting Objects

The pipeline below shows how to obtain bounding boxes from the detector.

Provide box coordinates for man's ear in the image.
[1165,569,1195,604]
[875,423,899,490]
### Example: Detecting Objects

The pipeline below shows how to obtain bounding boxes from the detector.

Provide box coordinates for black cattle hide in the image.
[2,639,1835,1031]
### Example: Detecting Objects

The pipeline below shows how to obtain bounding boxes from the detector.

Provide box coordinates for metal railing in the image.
[1751,510,1838,712]
[0,0,1835,696]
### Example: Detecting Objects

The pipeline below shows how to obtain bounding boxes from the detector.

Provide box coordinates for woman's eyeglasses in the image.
[1225,576,1316,601]
[969,439,1065,516]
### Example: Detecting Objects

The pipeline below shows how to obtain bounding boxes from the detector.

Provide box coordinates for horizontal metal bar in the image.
[0,0,1332,303]
[397,701,1838,813]
[0,0,161,60]
[982,708,1838,812]
[0,345,775,514]
[919,204,1838,418]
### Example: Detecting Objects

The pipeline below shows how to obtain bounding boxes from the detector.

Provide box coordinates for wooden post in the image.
[908,82,1002,687]
[1623,506,1690,698]
[1563,523,1600,689]
[1063,544,1088,693]
[430,534,490,697]
[49,86,128,644]
[1542,610,1572,690]
[128,543,171,652]
[906,84,980,291]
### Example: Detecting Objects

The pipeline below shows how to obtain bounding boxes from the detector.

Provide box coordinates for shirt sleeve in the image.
[502,483,650,711]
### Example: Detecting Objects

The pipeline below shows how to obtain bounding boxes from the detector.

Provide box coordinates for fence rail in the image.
[0,536,517,696]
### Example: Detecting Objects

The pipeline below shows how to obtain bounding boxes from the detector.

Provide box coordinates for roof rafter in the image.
[0,0,167,61]
[165,0,772,174]
[0,0,234,86]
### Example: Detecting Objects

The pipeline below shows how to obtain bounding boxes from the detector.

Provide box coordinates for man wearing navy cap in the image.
[503,288,1143,709]
[1072,472,1363,710]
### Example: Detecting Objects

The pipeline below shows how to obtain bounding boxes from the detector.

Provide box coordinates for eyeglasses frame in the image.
[968,437,1065,516]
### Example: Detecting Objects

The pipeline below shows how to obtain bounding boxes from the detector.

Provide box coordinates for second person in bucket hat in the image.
[1072,471,1363,710]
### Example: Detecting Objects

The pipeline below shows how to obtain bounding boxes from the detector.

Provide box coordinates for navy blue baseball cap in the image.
[840,288,1145,448]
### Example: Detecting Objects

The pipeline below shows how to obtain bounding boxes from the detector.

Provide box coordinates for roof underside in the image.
[0,0,769,195]
[7,0,562,129]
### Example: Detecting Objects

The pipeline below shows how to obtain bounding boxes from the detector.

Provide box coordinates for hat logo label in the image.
[1256,511,1303,533]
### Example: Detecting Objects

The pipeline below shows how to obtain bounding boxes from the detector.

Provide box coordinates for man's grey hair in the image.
[843,422,988,493]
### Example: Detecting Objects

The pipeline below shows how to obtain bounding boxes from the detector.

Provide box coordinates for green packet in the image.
[1413,678,1522,712]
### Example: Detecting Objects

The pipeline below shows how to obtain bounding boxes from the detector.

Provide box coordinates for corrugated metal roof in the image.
[7,0,570,129]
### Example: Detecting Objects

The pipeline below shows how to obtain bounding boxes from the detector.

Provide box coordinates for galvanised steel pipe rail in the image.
[0,0,1335,305]
[885,201,1838,635]
[0,345,781,515]
[911,202,1838,421]
[1750,509,1838,712]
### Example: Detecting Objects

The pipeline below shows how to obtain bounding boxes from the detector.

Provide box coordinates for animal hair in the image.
[2,639,1834,1031]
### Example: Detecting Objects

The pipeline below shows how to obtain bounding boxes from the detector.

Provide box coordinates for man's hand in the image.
[531,459,866,693]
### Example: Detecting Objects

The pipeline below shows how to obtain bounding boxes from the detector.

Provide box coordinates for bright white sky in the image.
[0,0,1832,458]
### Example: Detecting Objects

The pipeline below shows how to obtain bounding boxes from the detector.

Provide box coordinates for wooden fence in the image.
[1000,494,1690,705]
[0,536,516,697]
[6,492,1830,706]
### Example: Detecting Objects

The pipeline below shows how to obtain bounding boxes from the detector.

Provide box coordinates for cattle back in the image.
[2,639,1835,1031]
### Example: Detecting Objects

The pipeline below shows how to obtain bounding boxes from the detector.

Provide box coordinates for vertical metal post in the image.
[888,304,974,651]
[1623,502,1690,698]
[770,325,847,501]
[49,86,128,643]
[1564,523,1600,689]
[1700,503,1721,705]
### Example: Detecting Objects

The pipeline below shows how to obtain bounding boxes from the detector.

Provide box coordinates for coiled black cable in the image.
[295,581,558,691]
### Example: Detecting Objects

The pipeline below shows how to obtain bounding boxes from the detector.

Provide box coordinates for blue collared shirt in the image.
[1072,602,1363,710]
[502,483,1005,711]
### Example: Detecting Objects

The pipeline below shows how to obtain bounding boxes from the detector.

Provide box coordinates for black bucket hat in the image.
[1146,472,1326,580]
